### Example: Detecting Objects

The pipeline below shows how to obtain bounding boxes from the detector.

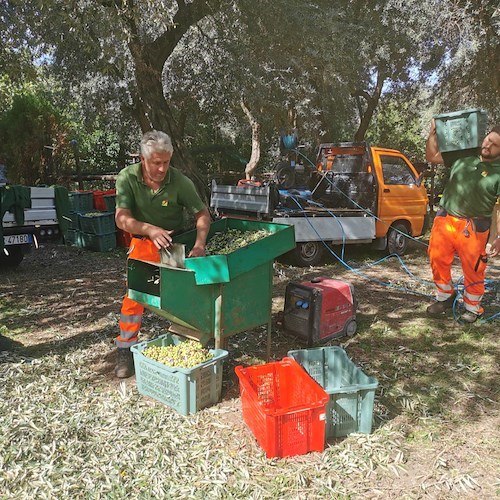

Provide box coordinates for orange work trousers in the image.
[428,214,489,315]
[116,237,160,348]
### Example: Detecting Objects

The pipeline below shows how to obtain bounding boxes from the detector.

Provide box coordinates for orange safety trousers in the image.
[428,214,489,315]
[116,237,161,348]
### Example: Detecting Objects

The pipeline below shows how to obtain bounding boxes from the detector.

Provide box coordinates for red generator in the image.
[283,277,357,346]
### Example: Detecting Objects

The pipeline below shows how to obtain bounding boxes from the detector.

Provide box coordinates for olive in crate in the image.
[143,340,214,369]
[78,212,115,235]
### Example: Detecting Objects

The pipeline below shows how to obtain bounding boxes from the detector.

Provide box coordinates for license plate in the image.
[3,233,33,245]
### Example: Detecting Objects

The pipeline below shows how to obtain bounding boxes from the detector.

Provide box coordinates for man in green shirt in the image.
[114,130,211,377]
[425,123,500,323]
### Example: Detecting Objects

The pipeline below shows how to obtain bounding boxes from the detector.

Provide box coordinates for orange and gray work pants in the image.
[428,211,490,315]
[116,237,161,348]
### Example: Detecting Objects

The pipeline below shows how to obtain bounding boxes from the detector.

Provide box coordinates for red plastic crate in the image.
[235,358,329,458]
[93,189,116,211]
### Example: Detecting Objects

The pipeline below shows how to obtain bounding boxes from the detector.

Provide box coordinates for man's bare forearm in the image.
[194,208,211,248]
[115,209,153,235]
[426,119,444,165]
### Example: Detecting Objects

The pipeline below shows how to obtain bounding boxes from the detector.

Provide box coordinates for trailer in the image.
[1,186,62,267]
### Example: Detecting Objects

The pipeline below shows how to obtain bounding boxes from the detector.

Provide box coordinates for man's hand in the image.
[116,208,173,249]
[188,244,206,258]
[187,207,211,258]
[486,237,500,258]
[146,226,174,250]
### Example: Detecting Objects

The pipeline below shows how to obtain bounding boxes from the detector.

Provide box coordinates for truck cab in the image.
[314,142,429,254]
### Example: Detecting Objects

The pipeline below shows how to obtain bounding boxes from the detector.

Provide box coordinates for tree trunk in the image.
[115,0,223,200]
[240,99,261,179]
[352,69,386,142]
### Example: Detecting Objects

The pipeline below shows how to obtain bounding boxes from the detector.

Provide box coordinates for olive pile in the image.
[205,229,271,255]
[143,340,213,368]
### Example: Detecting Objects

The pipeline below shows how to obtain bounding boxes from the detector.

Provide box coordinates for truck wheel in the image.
[387,223,409,255]
[290,241,324,267]
[0,247,24,268]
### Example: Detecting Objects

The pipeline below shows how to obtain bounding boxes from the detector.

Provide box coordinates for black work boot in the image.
[460,310,483,324]
[426,292,457,317]
[115,347,135,378]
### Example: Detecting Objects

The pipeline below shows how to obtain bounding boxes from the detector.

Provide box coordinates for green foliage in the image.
[0,74,17,115]
[0,72,134,184]
[1,0,497,186]
[78,126,123,173]
[0,88,69,185]
[430,0,500,123]
[365,90,428,162]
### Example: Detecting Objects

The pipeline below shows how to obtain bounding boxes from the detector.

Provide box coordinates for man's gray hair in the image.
[140,130,173,158]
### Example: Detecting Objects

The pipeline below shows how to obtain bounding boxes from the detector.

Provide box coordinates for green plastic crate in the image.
[434,108,488,153]
[287,346,378,439]
[65,229,82,246]
[78,212,115,235]
[67,212,80,230]
[103,194,116,212]
[68,191,93,212]
[131,334,229,415]
[79,231,116,251]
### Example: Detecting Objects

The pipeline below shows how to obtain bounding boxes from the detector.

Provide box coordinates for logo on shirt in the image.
[481,171,488,177]
[161,199,169,207]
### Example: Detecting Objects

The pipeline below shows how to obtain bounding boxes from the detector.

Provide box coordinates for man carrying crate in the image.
[114,130,211,378]
[425,122,500,323]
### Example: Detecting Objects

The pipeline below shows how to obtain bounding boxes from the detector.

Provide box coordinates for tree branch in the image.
[148,0,222,71]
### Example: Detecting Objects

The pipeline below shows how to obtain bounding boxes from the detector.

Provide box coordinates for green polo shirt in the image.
[440,152,500,218]
[115,163,205,232]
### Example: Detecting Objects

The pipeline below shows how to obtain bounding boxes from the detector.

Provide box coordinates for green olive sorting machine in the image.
[127,217,295,356]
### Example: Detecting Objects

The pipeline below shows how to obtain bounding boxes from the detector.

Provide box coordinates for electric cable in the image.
[284,186,499,323]
[289,147,499,322]
[287,193,434,297]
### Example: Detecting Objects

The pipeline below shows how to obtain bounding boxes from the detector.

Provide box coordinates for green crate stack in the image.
[68,191,93,212]
[131,333,229,415]
[78,212,115,235]
[65,229,82,247]
[67,211,80,230]
[78,212,116,251]
[288,346,378,439]
[79,231,116,252]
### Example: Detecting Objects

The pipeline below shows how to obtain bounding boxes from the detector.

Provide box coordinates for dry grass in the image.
[0,241,498,498]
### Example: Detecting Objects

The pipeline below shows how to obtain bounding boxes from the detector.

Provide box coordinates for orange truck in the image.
[211,141,429,266]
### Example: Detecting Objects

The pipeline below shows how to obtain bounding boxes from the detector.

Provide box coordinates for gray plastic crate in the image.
[79,231,116,252]
[103,194,116,212]
[435,108,488,153]
[288,346,378,439]
[132,334,228,415]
